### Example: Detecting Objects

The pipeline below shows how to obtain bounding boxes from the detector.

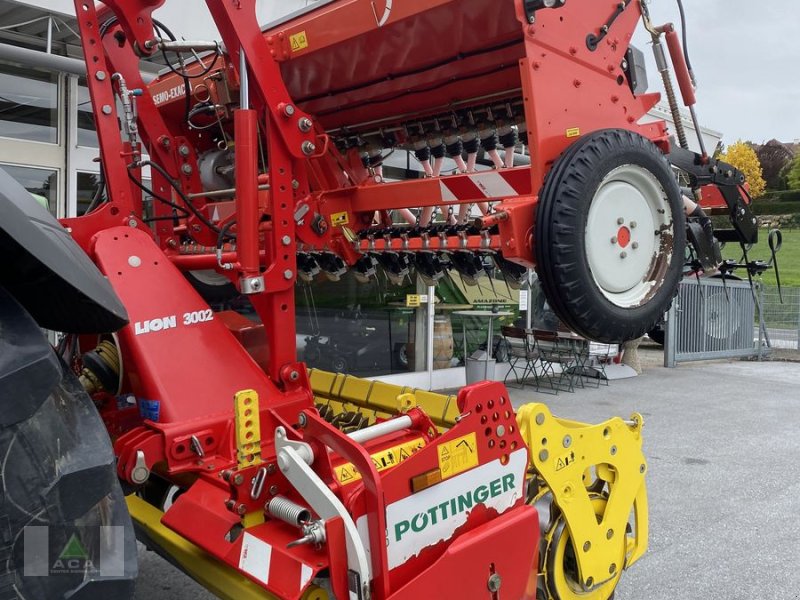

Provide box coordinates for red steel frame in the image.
[58,0,716,597]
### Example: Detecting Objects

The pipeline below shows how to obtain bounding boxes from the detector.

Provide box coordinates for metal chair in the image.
[501,326,540,388]
[530,329,579,393]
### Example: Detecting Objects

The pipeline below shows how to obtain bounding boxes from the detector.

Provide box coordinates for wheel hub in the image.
[585,165,672,308]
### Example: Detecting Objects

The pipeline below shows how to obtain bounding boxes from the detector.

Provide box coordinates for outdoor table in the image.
[453,310,514,382]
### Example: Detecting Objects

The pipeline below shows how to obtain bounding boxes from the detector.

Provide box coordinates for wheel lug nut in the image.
[617,217,624,225]
[620,252,627,259]
[610,236,618,244]
[632,242,639,249]
[630,221,637,228]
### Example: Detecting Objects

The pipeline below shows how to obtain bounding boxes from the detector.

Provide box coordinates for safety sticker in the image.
[138,398,160,422]
[405,294,421,308]
[330,211,349,226]
[334,438,425,485]
[555,450,576,472]
[437,432,478,480]
[290,31,309,52]
[566,127,581,138]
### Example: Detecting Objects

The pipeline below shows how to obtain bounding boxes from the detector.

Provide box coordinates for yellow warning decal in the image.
[566,127,581,138]
[437,432,478,480]
[405,294,421,308]
[290,31,309,52]
[334,438,426,485]
[331,211,349,226]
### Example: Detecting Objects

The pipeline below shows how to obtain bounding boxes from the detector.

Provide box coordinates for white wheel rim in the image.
[585,164,674,308]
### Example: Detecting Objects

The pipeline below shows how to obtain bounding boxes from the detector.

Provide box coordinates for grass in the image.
[721,228,800,287]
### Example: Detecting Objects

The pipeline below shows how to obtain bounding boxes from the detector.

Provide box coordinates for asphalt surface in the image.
[134,352,800,600]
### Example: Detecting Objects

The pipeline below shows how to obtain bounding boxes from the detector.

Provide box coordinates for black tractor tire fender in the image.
[0,286,137,600]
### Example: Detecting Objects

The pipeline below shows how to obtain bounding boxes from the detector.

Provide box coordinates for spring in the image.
[267,496,311,527]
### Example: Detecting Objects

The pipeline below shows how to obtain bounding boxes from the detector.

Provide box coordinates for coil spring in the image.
[267,496,311,527]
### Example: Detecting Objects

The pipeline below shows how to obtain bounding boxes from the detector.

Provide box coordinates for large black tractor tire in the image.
[535,129,685,343]
[0,288,137,600]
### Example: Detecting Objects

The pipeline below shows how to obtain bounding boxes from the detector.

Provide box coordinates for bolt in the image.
[583,541,591,552]
[301,141,316,155]
[283,104,296,117]
[181,163,193,175]
[269,484,279,496]
[620,251,627,259]
[290,370,300,381]
[617,217,625,225]
[128,218,137,228]
[535,413,545,425]
[585,578,594,589]
[225,499,236,511]
[538,449,549,462]
[640,463,646,473]
[609,563,617,575]
[178,144,191,157]
[102,104,113,115]
[95,70,106,81]
[298,412,307,427]
[236,503,247,515]
[221,469,233,481]
[632,242,639,249]
[611,236,618,244]
[282,235,291,246]
[528,15,535,23]
[607,528,614,539]
[298,117,313,132]
[610,445,618,455]
[563,435,572,448]
[233,474,244,486]
[496,425,506,437]
[291,179,300,190]
[487,573,502,593]
[266,463,277,475]
[630,221,637,228]
[284,269,294,280]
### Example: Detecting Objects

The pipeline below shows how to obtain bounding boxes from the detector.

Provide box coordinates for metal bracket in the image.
[239,275,265,295]
[274,427,372,600]
[234,389,262,468]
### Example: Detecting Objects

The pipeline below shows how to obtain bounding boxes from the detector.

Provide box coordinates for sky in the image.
[23,0,796,145]
[632,0,800,145]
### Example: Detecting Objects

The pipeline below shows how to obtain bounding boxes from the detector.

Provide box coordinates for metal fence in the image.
[664,278,759,366]
[758,285,800,350]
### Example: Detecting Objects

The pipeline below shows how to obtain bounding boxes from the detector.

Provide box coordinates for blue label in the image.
[138,398,161,422]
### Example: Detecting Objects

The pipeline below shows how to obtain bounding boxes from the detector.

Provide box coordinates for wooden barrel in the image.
[432,314,454,369]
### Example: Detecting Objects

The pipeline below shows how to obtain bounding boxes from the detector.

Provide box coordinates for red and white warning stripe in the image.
[437,169,531,203]
[239,532,315,594]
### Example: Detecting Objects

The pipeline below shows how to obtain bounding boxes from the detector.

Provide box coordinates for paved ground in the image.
[134,350,800,599]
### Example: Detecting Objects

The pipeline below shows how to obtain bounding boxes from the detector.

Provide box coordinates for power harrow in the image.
[0,0,768,599]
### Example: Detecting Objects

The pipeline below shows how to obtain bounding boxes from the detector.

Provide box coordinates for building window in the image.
[0,164,58,215]
[76,171,104,216]
[0,62,59,144]
[77,78,99,148]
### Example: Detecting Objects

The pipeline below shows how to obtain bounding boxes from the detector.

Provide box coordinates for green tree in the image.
[787,154,800,190]
[720,140,766,198]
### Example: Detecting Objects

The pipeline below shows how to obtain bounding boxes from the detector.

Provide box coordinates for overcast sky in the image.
[29,0,796,144]
[633,0,799,145]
